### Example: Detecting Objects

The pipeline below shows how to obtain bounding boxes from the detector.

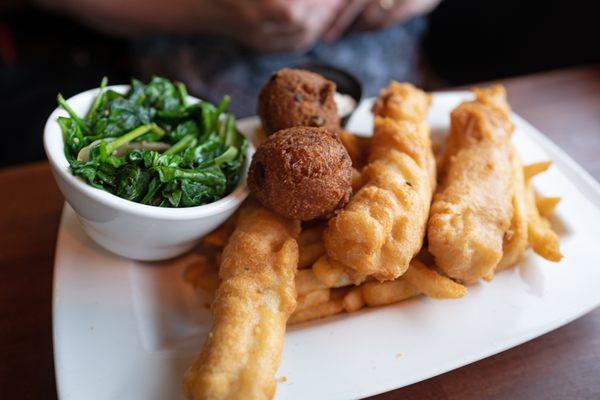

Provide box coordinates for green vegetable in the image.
[58,76,247,208]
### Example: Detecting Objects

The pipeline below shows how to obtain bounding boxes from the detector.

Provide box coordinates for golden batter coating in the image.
[324,82,436,283]
[496,146,530,272]
[182,203,300,400]
[427,85,514,284]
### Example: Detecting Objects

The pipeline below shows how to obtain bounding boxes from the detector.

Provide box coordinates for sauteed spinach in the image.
[57,77,247,207]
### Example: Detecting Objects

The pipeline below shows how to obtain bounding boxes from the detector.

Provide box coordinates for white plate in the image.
[53,92,600,400]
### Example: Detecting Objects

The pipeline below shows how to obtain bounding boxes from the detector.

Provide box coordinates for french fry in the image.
[343,287,365,313]
[202,217,236,248]
[184,260,220,296]
[298,226,325,246]
[362,279,419,307]
[296,289,331,312]
[255,126,266,146]
[524,161,552,181]
[295,267,351,295]
[299,241,326,268]
[182,252,221,295]
[312,255,348,287]
[295,269,328,295]
[536,196,561,217]
[526,185,562,262]
[403,259,467,299]
[288,298,345,324]
[351,167,366,192]
[339,130,371,169]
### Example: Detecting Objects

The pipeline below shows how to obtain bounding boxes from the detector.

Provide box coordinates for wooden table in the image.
[1,65,598,399]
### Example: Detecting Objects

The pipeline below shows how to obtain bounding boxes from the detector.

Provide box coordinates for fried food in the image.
[288,295,345,324]
[290,278,420,324]
[342,287,366,312]
[312,255,348,287]
[524,162,563,262]
[258,68,340,136]
[361,279,419,307]
[403,259,467,299]
[201,215,236,248]
[427,85,515,284]
[324,82,436,282]
[536,196,561,217]
[296,288,331,311]
[182,251,221,296]
[298,241,325,268]
[339,130,371,168]
[248,127,352,221]
[523,161,552,180]
[295,268,351,295]
[496,147,530,271]
[182,203,300,400]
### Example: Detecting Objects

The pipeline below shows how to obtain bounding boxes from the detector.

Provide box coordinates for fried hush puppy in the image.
[324,82,436,283]
[427,85,515,284]
[258,68,340,136]
[182,203,300,400]
[248,126,352,221]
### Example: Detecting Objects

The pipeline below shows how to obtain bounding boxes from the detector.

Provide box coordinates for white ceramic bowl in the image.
[44,85,254,261]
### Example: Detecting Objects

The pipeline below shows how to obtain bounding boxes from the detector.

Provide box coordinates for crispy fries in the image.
[289,297,345,324]
[362,279,419,307]
[525,181,562,262]
[312,255,348,287]
[403,259,467,299]
[298,225,325,246]
[524,161,552,181]
[339,130,371,169]
[299,241,326,268]
[342,287,365,313]
[296,289,331,312]
[536,196,561,217]
[351,167,366,192]
[183,204,300,400]
[183,253,220,295]
[202,216,236,248]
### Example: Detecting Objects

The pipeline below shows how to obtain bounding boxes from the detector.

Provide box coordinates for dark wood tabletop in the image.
[1,65,598,400]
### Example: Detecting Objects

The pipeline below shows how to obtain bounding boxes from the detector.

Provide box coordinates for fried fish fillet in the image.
[427,85,514,284]
[496,146,529,271]
[182,203,300,400]
[324,82,436,283]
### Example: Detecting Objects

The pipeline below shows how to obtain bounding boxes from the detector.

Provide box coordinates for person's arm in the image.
[323,0,442,42]
[35,0,343,53]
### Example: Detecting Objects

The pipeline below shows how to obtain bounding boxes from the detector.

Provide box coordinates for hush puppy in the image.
[248,127,352,221]
[258,68,340,136]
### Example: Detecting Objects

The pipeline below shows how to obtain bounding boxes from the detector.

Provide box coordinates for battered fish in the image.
[324,82,436,282]
[182,203,300,400]
[427,85,514,284]
[496,146,529,271]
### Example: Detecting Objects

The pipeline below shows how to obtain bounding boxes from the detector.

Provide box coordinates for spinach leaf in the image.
[58,76,247,208]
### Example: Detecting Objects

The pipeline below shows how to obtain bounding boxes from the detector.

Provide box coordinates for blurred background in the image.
[0,0,597,168]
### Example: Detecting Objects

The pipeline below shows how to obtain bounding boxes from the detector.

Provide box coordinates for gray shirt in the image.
[133,17,427,116]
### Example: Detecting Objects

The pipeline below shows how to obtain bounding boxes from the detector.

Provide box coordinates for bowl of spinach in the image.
[44,77,255,260]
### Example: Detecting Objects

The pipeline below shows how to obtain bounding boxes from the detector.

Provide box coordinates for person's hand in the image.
[323,0,441,41]
[214,0,344,53]
[354,0,441,32]
[36,0,343,53]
